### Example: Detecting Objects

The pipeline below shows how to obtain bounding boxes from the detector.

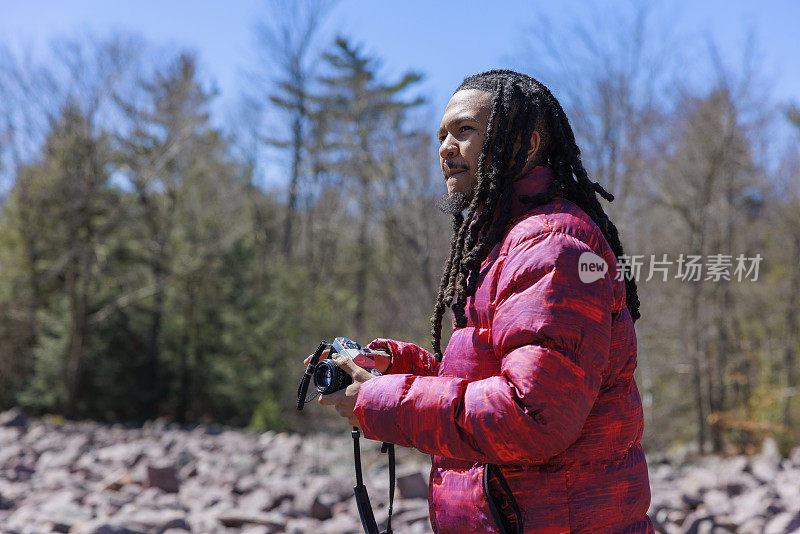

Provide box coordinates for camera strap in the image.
[352,427,395,534]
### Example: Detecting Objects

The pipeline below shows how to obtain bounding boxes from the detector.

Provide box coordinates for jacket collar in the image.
[508,166,559,219]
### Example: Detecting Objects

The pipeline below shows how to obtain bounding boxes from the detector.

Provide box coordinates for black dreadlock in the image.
[430,69,641,360]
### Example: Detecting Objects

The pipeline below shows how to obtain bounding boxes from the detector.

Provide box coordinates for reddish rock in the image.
[144,464,180,493]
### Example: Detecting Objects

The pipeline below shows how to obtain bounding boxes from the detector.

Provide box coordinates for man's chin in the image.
[436,191,473,215]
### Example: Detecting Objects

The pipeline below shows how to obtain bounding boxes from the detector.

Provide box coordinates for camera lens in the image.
[313,359,352,394]
[317,365,332,389]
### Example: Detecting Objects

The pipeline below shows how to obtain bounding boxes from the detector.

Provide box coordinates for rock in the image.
[96,443,143,468]
[217,509,286,528]
[679,512,714,534]
[293,478,350,520]
[393,506,431,525]
[11,412,800,534]
[240,487,293,512]
[309,495,333,520]
[738,516,766,534]
[109,508,187,532]
[285,517,322,533]
[730,485,782,524]
[681,493,704,510]
[0,490,14,510]
[789,446,800,468]
[0,408,28,428]
[145,464,180,493]
[69,521,146,534]
[157,518,190,531]
[10,461,35,482]
[702,489,732,516]
[751,456,780,483]
[679,467,717,500]
[773,469,800,511]
[397,471,428,499]
[751,437,782,483]
[720,455,748,474]
[765,511,800,534]
[98,469,132,492]
[761,437,782,462]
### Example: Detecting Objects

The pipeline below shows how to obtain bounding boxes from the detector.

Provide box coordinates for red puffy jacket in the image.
[354,166,652,533]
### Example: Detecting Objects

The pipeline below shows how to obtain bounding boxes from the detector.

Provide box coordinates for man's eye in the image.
[459,125,474,134]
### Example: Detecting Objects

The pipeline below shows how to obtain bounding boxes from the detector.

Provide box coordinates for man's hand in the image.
[318,356,376,427]
[303,349,391,373]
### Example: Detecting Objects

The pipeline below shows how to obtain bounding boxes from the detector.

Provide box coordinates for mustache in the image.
[442,160,469,174]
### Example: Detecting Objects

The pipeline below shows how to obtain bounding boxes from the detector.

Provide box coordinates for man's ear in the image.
[526,131,541,165]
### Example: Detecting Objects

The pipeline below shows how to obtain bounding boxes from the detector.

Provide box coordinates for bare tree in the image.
[251,0,334,258]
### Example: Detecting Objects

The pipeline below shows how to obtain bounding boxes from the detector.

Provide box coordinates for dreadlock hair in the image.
[430,69,641,360]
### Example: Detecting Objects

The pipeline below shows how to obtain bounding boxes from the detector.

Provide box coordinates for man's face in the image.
[437,89,493,202]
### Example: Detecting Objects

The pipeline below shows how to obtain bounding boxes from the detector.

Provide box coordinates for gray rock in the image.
[145,464,180,493]
[730,485,782,524]
[285,517,323,533]
[98,469,132,492]
[751,456,780,483]
[738,516,766,534]
[679,512,714,534]
[761,437,782,463]
[217,509,287,528]
[789,446,800,468]
[397,471,428,500]
[679,467,718,500]
[765,511,800,534]
[69,521,146,534]
[774,469,800,512]
[95,443,143,468]
[702,489,732,516]
[110,508,187,532]
[0,490,14,510]
[0,408,28,428]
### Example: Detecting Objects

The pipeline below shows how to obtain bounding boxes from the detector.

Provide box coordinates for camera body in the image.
[310,337,381,395]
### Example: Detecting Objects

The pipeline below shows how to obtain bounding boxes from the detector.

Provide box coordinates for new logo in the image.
[578,251,608,283]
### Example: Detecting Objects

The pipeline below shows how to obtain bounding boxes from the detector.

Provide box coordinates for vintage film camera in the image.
[297,337,381,401]
[296,337,394,534]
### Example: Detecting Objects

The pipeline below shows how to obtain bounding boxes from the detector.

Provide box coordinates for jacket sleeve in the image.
[354,231,613,464]
[366,338,440,376]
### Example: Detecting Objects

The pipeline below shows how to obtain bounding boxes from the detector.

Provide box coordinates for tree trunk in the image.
[353,177,370,339]
[64,244,91,419]
[282,94,305,258]
[783,235,800,430]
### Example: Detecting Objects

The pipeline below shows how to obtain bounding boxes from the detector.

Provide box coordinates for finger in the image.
[335,404,354,418]
[304,348,330,366]
[318,389,346,406]
[371,350,391,373]
[334,356,372,381]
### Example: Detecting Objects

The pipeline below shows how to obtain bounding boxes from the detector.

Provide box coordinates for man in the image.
[317,70,653,533]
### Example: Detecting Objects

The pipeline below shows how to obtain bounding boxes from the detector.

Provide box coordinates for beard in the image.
[436,190,473,215]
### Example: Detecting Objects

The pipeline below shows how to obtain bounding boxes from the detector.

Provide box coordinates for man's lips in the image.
[444,168,468,179]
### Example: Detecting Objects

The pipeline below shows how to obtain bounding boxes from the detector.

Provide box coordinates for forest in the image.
[0,2,798,458]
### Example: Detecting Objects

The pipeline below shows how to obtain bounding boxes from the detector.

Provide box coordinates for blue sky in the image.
[0,0,797,191]
[1,0,797,115]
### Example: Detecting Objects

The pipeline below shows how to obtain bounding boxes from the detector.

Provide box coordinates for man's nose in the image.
[439,135,458,159]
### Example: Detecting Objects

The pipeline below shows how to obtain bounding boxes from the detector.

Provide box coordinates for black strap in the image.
[381,442,395,534]
[296,342,329,410]
[352,427,395,534]
[483,463,523,534]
